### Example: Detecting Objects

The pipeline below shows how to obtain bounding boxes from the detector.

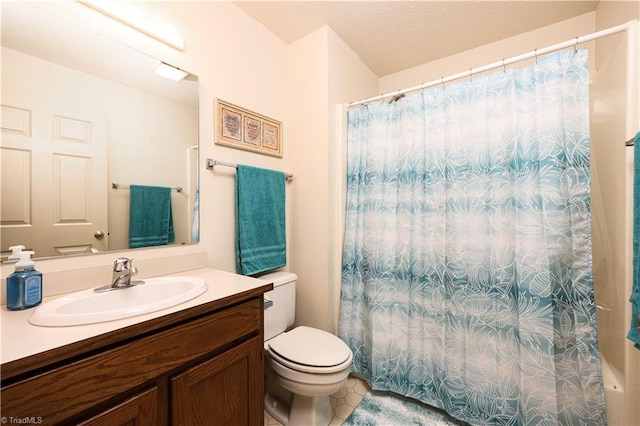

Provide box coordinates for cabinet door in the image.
[77,386,159,426]
[171,336,263,426]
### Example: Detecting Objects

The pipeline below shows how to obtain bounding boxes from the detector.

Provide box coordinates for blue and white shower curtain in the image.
[339,50,606,425]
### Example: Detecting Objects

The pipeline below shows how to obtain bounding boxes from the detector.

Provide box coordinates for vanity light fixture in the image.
[154,62,189,81]
[77,0,185,51]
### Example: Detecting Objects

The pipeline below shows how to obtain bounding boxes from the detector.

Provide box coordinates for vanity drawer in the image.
[1,298,262,424]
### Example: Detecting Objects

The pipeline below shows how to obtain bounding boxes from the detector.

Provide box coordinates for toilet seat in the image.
[267,326,353,374]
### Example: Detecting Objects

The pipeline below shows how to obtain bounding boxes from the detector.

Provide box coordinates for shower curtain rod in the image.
[348,21,633,108]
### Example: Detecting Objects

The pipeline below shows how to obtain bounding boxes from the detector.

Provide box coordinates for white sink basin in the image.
[29,276,208,327]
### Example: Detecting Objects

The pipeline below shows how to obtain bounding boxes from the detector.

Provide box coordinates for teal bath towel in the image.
[129,185,175,249]
[235,165,286,276]
[628,131,640,350]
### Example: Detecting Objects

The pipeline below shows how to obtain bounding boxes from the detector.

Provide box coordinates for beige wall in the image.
[379,12,596,93]
[289,28,331,330]
[288,26,377,331]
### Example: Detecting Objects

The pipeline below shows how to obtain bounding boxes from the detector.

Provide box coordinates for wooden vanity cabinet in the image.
[0,290,269,426]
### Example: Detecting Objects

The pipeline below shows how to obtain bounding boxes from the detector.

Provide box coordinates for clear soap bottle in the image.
[6,251,42,310]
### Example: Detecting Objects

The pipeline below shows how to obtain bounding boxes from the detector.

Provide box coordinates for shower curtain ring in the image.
[502,59,506,73]
[441,77,445,89]
[574,36,579,52]
[535,48,538,63]
[469,68,473,82]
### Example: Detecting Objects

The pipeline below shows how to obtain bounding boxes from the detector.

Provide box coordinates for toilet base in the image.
[265,392,290,425]
[264,392,333,426]
[289,393,333,426]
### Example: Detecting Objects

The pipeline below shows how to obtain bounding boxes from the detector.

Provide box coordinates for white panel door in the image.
[1,92,108,258]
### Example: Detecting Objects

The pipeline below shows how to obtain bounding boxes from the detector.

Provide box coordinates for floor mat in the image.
[342,391,466,426]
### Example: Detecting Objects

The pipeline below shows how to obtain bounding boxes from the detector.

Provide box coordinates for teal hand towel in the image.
[235,165,286,276]
[628,131,640,349]
[129,185,175,249]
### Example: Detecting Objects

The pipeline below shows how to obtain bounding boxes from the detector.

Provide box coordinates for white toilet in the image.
[260,272,353,426]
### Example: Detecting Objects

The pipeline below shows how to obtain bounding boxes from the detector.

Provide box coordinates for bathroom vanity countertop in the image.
[0,268,272,374]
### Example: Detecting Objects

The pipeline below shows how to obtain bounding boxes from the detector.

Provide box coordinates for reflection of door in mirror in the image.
[1,92,108,258]
[1,1,199,260]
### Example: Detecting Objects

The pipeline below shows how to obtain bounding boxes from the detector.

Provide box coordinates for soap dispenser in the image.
[6,251,43,310]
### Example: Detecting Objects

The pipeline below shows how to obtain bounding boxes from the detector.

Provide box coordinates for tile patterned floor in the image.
[264,375,371,426]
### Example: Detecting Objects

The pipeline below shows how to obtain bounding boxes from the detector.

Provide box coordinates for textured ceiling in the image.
[234,1,599,77]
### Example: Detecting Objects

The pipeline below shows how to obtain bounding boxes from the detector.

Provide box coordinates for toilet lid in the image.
[268,326,352,367]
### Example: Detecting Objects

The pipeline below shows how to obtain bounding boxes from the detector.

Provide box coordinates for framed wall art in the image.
[215,99,282,157]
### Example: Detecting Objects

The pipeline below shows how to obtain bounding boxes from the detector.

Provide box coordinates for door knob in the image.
[94,230,105,240]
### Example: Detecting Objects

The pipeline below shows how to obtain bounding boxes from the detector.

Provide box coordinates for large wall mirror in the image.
[1,2,199,261]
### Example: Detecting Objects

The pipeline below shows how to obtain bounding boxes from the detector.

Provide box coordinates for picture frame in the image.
[215,99,282,157]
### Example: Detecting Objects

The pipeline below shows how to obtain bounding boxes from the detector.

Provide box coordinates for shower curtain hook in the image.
[535,48,538,63]
[469,68,473,82]
[574,36,579,52]
[441,77,445,89]
[502,59,506,73]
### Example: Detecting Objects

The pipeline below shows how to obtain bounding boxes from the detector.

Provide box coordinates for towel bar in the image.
[112,183,183,192]
[206,158,293,181]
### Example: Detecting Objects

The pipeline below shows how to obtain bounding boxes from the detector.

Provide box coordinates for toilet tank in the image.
[260,272,297,341]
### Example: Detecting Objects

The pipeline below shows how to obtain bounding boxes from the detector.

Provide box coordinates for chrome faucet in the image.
[111,257,138,288]
[94,257,143,293]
